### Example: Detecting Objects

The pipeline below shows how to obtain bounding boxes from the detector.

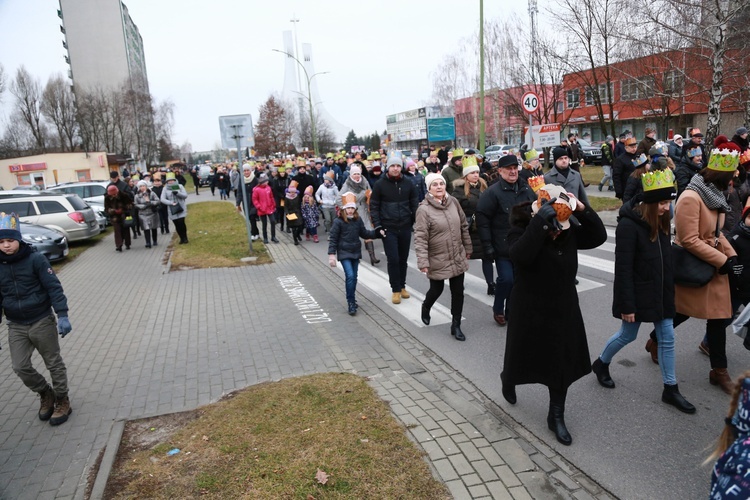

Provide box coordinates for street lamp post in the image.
[273,48,329,156]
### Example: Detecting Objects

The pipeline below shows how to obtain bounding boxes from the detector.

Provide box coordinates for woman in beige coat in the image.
[415,173,472,341]
[646,157,740,393]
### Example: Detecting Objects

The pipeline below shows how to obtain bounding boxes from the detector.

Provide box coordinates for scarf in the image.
[344,175,368,194]
[243,172,255,184]
[738,221,750,239]
[686,174,731,212]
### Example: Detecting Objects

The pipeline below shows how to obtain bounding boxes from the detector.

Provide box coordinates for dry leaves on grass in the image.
[315,468,329,485]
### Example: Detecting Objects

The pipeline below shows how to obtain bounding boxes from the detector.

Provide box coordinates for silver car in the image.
[46,181,110,228]
[0,193,101,242]
[21,223,69,262]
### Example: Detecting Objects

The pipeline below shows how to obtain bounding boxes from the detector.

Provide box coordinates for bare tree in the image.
[430,50,474,107]
[9,66,47,151]
[0,112,34,158]
[41,74,78,151]
[0,63,6,103]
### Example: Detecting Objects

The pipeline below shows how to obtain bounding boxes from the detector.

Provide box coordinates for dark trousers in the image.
[250,215,259,236]
[259,214,276,240]
[292,226,302,242]
[143,228,158,246]
[494,257,514,316]
[276,206,285,230]
[382,227,412,293]
[673,313,728,369]
[113,221,131,249]
[173,217,188,243]
[424,273,465,321]
[158,207,169,232]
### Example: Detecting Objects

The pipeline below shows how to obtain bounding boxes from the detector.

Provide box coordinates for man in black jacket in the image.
[476,155,536,325]
[370,151,418,304]
[612,137,638,199]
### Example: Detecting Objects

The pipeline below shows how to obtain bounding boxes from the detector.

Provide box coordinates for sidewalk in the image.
[0,198,616,500]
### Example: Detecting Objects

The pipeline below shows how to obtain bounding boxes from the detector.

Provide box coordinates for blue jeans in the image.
[494,257,514,316]
[601,318,676,385]
[340,259,359,304]
[382,227,412,292]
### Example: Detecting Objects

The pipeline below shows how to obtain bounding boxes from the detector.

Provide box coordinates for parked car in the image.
[46,181,110,228]
[21,223,68,262]
[485,144,515,162]
[196,166,213,186]
[576,138,602,166]
[0,193,101,242]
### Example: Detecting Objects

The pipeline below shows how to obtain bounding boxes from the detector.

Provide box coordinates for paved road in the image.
[302,206,738,500]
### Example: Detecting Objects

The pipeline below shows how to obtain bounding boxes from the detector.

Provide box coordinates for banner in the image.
[523,123,561,149]
[427,117,456,143]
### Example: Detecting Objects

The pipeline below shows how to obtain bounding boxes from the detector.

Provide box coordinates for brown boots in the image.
[365,241,380,265]
[38,386,55,421]
[710,368,735,395]
[50,396,72,426]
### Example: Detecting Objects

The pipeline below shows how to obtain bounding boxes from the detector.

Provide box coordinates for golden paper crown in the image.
[641,168,676,193]
[707,148,740,172]
[462,155,478,168]
[527,175,546,193]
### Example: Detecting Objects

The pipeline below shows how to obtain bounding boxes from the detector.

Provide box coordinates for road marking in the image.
[348,262,454,327]
[578,254,615,274]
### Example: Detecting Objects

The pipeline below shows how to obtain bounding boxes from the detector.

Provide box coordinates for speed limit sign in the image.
[521,91,539,114]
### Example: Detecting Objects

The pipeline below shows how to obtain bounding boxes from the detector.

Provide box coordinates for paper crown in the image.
[641,168,676,193]
[687,147,703,158]
[649,142,669,157]
[272,158,281,166]
[452,148,464,158]
[289,180,299,189]
[296,158,307,167]
[372,152,381,160]
[341,192,357,209]
[366,153,374,161]
[631,153,649,168]
[741,150,750,165]
[527,176,546,193]
[325,153,334,159]
[524,149,539,161]
[430,150,438,157]
[0,212,22,241]
[165,172,176,181]
[462,155,478,168]
[285,161,294,169]
[707,148,741,172]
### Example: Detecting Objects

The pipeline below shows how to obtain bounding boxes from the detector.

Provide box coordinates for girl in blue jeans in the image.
[328,192,383,315]
[591,169,695,414]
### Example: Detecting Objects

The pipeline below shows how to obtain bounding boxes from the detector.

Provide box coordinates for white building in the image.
[58,0,149,94]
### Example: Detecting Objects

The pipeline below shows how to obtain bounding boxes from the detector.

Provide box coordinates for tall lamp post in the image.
[273,48,329,156]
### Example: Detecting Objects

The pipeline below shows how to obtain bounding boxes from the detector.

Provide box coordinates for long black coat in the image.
[502,203,607,391]
[612,200,675,321]
[476,178,536,258]
[612,152,636,199]
[452,179,486,260]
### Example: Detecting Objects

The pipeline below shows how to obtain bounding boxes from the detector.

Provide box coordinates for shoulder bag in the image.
[671,215,720,288]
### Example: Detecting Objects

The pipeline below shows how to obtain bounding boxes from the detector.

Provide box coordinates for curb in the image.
[88,419,125,500]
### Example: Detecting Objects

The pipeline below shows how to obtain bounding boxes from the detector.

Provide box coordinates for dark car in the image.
[577,138,602,166]
[21,223,69,262]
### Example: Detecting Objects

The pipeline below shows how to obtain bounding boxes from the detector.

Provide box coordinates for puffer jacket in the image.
[328,216,379,260]
[316,183,339,208]
[160,182,188,220]
[370,174,418,230]
[252,184,276,216]
[612,151,637,199]
[612,199,674,321]
[476,177,536,258]
[675,158,701,198]
[414,194,472,280]
[0,243,68,325]
[451,179,486,260]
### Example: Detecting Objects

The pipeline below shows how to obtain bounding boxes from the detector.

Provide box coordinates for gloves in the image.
[536,197,562,231]
[374,226,387,239]
[328,255,337,268]
[57,316,72,338]
[719,256,742,276]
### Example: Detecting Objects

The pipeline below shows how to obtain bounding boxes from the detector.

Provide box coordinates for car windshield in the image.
[577,138,592,147]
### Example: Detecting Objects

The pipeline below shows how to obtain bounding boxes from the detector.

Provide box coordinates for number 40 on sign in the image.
[521,92,539,114]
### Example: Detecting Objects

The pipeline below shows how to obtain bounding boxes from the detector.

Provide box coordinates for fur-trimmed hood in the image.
[510,201,533,228]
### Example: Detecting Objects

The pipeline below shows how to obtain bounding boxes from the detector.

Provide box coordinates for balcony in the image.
[62,40,67,49]
[60,25,65,34]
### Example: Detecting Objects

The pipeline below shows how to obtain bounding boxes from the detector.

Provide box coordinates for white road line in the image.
[606,228,616,239]
[349,262,454,327]
[578,254,615,274]
[596,242,615,253]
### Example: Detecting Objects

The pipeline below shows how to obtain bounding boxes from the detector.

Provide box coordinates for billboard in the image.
[426,117,456,142]
[523,123,561,149]
[219,114,254,150]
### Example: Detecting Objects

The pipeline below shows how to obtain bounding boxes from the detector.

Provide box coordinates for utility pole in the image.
[231,124,254,255]
[479,0,486,155]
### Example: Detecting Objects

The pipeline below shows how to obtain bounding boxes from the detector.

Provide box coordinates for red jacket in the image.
[252,184,276,216]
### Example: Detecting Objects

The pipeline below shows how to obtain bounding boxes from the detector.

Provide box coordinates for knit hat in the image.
[349,165,362,175]
[641,169,676,203]
[372,165,382,174]
[258,174,269,184]
[673,134,683,141]
[524,149,539,161]
[425,173,443,189]
[714,135,730,148]
[462,164,480,177]
[552,147,569,163]
[341,192,357,209]
[107,185,119,196]
[109,170,119,179]
[386,151,403,168]
[136,180,148,188]
[0,212,21,242]
[737,127,748,136]
[497,155,519,169]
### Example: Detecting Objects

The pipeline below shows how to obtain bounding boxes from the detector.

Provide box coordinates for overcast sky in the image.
[0,0,528,152]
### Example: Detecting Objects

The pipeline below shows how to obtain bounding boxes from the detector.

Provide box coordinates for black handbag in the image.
[169,203,184,216]
[672,217,720,288]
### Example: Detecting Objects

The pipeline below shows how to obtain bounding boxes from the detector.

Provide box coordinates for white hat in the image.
[673,134,683,141]
[425,173,444,189]
[349,165,362,175]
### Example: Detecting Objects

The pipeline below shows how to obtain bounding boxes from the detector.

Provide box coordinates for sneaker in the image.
[348,302,357,316]
[38,386,55,421]
[49,396,72,426]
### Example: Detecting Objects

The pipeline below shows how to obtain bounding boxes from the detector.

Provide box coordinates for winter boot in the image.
[645,338,659,364]
[591,358,615,388]
[598,182,603,191]
[451,318,465,341]
[144,232,152,248]
[400,288,410,299]
[348,302,357,316]
[365,241,380,265]
[662,384,696,414]
[487,283,495,296]
[49,396,72,426]
[391,292,401,304]
[710,368,735,395]
[313,235,319,243]
[38,385,55,421]
[547,402,572,445]
[421,303,431,326]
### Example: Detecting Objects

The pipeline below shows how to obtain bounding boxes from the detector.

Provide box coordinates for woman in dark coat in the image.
[501,184,607,445]
[452,164,494,295]
[271,167,290,232]
[284,181,303,245]
[591,170,695,414]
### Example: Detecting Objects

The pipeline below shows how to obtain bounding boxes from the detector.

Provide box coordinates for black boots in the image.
[547,403,572,445]
[365,241,380,265]
[487,283,495,296]
[451,319,465,341]
[348,302,357,316]
[662,384,696,414]
[591,358,615,388]
[421,303,431,325]
[501,372,516,405]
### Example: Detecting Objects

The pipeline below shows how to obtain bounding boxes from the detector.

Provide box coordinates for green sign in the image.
[427,118,455,142]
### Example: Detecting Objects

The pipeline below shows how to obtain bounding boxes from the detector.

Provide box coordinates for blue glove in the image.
[57,316,72,338]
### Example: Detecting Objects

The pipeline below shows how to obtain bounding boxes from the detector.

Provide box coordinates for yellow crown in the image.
[462,155,478,168]
[641,168,676,192]
[707,148,740,172]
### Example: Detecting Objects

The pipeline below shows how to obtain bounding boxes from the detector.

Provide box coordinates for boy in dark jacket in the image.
[0,213,73,425]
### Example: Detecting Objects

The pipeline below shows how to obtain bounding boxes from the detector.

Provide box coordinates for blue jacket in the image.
[0,243,68,325]
[328,217,379,260]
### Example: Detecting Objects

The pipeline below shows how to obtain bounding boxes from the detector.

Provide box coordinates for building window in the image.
[76,170,91,182]
[556,102,564,114]
[621,77,655,101]
[664,70,684,96]
[566,89,580,109]
[504,105,514,119]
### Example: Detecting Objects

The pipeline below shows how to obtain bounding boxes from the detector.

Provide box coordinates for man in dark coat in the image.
[731,127,749,153]
[612,137,638,199]
[635,127,657,156]
[566,134,583,173]
[291,164,316,198]
[675,148,704,198]
[476,155,536,326]
[501,195,607,446]
[370,151,418,304]
[613,133,627,159]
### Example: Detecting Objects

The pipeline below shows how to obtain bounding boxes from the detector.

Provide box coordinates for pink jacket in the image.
[252,184,276,216]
